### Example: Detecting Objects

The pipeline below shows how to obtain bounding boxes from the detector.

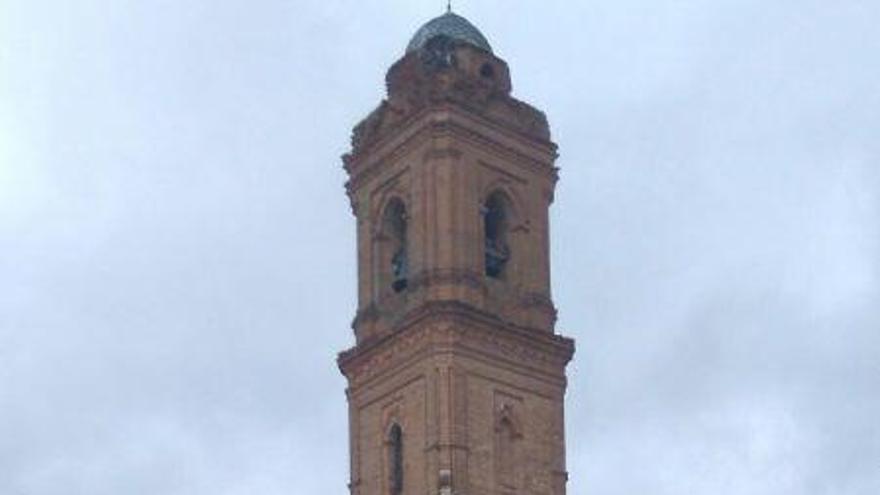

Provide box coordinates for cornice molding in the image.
[339,301,574,390]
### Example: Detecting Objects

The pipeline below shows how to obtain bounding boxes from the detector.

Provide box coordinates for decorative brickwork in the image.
[339,12,574,495]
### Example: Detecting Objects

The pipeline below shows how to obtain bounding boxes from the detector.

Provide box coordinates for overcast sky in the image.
[1,1,878,494]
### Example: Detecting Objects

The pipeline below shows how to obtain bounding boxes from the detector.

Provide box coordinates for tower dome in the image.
[406,12,492,54]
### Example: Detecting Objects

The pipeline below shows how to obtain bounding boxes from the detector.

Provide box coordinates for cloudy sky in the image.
[1,1,878,493]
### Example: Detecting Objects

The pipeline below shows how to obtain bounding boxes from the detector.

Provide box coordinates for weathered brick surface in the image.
[339,31,574,495]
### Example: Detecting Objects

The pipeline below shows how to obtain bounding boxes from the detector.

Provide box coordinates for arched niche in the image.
[386,422,404,495]
[482,190,517,279]
[494,403,523,487]
[375,196,409,294]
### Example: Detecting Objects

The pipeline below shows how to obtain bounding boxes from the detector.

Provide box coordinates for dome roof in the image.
[406,12,492,54]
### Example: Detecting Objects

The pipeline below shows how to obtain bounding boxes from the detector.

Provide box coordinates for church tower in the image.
[338,11,575,495]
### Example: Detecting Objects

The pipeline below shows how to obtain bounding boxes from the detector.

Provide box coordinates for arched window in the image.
[494,405,521,488]
[483,192,511,278]
[496,416,515,479]
[388,423,404,495]
[382,199,408,293]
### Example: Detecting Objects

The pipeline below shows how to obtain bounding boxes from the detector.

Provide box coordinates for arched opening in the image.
[483,192,511,279]
[382,198,408,293]
[480,62,495,79]
[387,423,404,495]
[496,416,515,479]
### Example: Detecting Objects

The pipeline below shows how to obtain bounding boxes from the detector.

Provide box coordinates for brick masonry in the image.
[339,32,574,495]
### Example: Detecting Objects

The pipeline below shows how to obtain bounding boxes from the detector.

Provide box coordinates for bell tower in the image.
[339,11,575,495]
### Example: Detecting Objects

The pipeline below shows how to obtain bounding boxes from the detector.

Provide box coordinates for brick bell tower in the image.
[338,10,575,495]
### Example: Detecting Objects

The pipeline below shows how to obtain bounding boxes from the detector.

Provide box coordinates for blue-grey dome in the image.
[406,12,492,54]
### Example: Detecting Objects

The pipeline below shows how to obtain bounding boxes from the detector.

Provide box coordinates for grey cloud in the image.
[1,1,877,494]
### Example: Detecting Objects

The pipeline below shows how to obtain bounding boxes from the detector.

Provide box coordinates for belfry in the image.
[338,10,575,495]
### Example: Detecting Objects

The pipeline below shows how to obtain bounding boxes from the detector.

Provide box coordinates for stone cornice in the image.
[338,301,575,391]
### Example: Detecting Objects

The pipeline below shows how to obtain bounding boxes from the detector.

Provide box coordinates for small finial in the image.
[447,0,452,13]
